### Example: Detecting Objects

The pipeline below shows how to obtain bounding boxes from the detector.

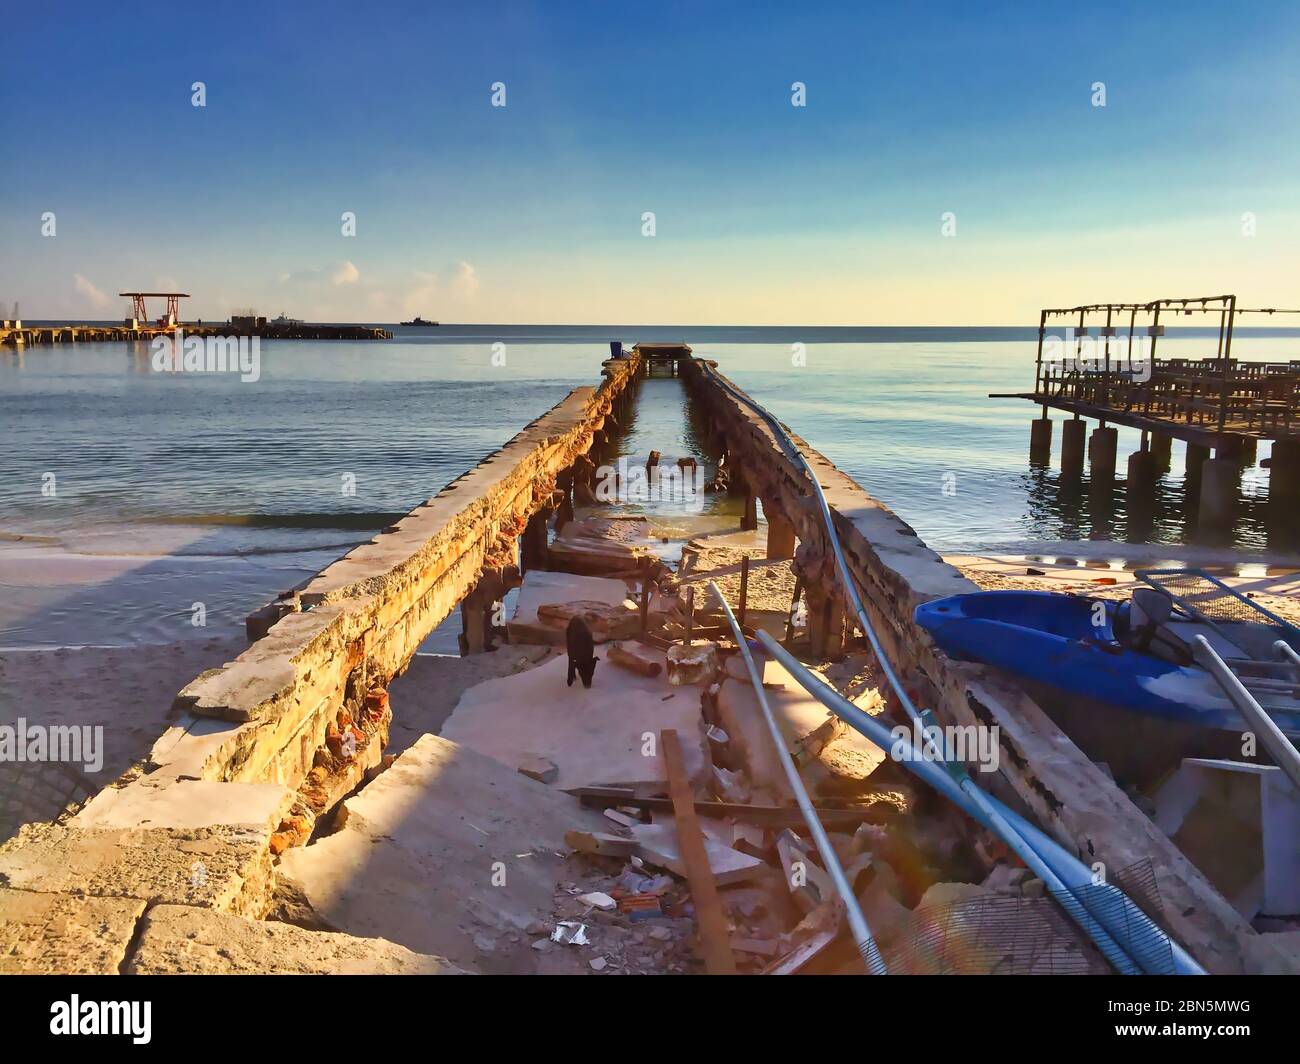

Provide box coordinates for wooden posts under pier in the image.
[632,341,692,378]
[1021,411,1300,531]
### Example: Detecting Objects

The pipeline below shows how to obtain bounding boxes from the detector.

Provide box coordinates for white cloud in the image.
[73,274,112,309]
[277,261,359,288]
[397,271,436,316]
[267,261,476,320]
[451,261,479,299]
[330,260,360,286]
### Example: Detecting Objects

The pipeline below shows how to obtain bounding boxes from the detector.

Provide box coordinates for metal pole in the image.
[1146,303,1160,413]
[1194,635,1300,793]
[1034,308,1046,397]
[756,630,1199,976]
[1075,308,1086,402]
[1102,305,1113,405]
[1219,295,1236,433]
[707,580,889,975]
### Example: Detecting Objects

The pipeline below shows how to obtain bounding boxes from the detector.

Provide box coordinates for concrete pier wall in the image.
[0,355,641,969]
[172,355,640,785]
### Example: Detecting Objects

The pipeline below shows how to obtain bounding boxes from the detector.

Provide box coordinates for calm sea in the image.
[3,325,1299,647]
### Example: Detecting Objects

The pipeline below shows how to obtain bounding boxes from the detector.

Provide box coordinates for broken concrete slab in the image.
[508,570,638,646]
[386,644,555,756]
[0,821,276,917]
[630,822,765,886]
[278,734,608,973]
[536,600,641,641]
[916,881,996,911]
[548,517,657,576]
[517,754,558,785]
[126,904,468,975]
[76,780,295,833]
[442,652,708,790]
[1241,930,1300,975]
[0,888,147,974]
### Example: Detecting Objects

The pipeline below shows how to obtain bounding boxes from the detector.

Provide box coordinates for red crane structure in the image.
[119,291,190,329]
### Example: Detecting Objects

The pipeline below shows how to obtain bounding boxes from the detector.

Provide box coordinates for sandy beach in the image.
[0,636,246,840]
[947,554,1300,625]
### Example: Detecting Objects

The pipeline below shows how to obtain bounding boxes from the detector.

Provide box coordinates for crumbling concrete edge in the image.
[0,355,641,974]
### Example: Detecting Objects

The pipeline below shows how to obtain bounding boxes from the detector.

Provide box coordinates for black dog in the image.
[566,616,599,688]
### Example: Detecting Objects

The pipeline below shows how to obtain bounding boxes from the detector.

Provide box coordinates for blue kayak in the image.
[914,590,1300,736]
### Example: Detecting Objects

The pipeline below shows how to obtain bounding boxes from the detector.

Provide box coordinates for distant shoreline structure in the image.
[6,321,1300,349]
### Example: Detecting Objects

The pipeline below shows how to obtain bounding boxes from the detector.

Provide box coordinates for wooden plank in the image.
[786,576,804,642]
[762,929,838,975]
[569,787,892,829]
[660,728,737,975]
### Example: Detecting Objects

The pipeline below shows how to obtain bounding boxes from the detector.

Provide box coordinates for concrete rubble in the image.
[547,516,662,577]
[507,570,642,645]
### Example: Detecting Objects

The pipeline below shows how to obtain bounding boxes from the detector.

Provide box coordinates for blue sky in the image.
[2,1,1298,323]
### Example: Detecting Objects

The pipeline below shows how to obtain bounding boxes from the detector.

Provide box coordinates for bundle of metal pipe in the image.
[700,361,1202,975]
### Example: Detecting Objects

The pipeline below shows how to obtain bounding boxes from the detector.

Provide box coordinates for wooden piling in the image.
[738,555,750,630]
[639,555,652,634]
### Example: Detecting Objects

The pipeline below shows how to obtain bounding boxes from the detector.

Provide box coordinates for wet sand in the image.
[947,554,1300,625]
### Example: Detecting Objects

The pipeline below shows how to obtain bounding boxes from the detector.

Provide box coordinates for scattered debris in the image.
[551,922,590,946]
[518,755,559,785]
[566,831,639,859]
[578,891,617,911]
[631,822,765,886]
[607,642,664,677]
[667,641,720,686]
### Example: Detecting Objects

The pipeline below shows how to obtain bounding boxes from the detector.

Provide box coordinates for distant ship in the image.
[400,316,439,327]
[271,312,303,325]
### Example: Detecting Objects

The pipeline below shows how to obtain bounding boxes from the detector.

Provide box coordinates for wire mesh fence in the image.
[878,858,1172,975]
[1139,567,1297,632]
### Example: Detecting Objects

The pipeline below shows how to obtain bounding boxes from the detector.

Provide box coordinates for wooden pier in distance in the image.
[633,341,693,376]
[993,295,1300,528]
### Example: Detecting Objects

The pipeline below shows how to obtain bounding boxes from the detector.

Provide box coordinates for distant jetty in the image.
[230,315,392,340]
[1,318,392,347]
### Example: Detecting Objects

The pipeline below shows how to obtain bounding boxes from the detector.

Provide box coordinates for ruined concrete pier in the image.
[0,343,1286,975]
